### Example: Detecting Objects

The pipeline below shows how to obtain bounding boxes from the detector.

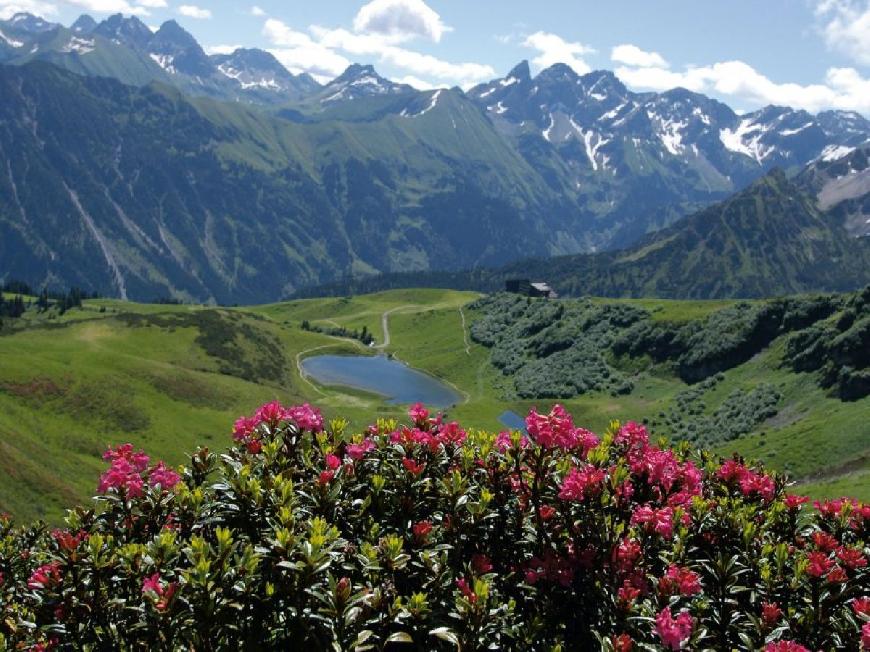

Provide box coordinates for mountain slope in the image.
[0,62,587,302]
[299,167,870,299]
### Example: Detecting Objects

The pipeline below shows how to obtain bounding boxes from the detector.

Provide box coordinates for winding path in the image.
[459,307,471,355]
[375,306,408,349]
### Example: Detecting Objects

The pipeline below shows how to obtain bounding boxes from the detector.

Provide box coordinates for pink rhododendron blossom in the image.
[852,597,870,616]
[471,554,493,574]
[837,546,867,569]
[525,404,598,452]
[495,430,529,452]
[402,458,425,475]
[285,403,323,433]
[148,462,181,490]
[346,438,375,461]
[811,531,839,552]
[862,622,870,650]
[324,454,341,470]
[806,551,834,578]
[658,564,701,596]
[783,494,809,510]
[142,572,177,611]
[408,402,429,426]
[27,562,61,590]
[412,520,433,542]
[761,602,783,626]
[559,465,606,501]
[655,607,693,650]
[764,643,810,652]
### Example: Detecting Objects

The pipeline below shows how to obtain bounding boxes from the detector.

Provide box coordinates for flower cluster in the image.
[97,444,180,497]
[0,402,867,651]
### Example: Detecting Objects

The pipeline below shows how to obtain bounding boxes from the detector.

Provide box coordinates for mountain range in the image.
[0,12,868,302]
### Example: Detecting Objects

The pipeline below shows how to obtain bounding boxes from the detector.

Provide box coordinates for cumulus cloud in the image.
[177,4,210,19]
[392,74,441,90]
[522,31,595,74]
[0,0,57,19]
[611,43,667,68]
[60,0,148,14]
[249,5,265,16]
[264,18,351,79]
[353,0,449,42]
[815,0,870,66]
[136,0,166,7]
[261,16,493,88]
[614,58,870,114]
[310,25,494,86]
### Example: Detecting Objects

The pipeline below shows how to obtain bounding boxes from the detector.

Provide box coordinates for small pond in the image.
[301,354,461,408]
[498,410,527,432]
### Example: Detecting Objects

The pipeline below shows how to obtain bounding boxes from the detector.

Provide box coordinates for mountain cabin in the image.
[505,279,558,299]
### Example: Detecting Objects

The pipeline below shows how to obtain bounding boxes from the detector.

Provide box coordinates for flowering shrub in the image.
[0,401,868,650]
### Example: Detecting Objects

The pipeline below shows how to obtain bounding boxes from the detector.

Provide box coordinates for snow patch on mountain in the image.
[61,37,95,55]
[149,53,176,74]
[780,123,814,136]
[819,144,856,162]
[0,29,24,48]
[719,118,771,164]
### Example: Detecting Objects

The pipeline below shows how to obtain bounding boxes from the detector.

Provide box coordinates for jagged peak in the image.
[506,59,530,82]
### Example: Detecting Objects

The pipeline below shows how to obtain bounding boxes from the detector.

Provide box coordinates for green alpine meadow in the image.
[1,3,869,650]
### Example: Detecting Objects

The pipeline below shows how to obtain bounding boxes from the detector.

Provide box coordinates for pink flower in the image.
[27,562,62,590]
[286,403,323,433]
[836,546,867,570]
[764,643,810,652]
[811,531,839,552]
[346,438,375,461]
[142,572,177,610]
[611,634,633,652]
[318,470,335,485]
[783,494,809,510]
[658,564,701,596]
[232,415,258,441]
[558,465,606,501]
[631,504,682,539]
[806,551,834,578]
[456,577,477,603]
[617,581,641,607]
[614,421,650,450]
[402,458,425,475]
[612,538,642,574]
[254,400,285,428]
[102,443,149,471]
[525,405,596,451]
[148,462,181,491]
[408,402,429,426]
[412,520,433,542]
[861,622,870,650]
[852,597,870,616]
[495,430,529,452]
[761,602,783,627]
[471,554,493,574]
[655,607,693,650]
[98,448,148,497]
[325,454,341,470]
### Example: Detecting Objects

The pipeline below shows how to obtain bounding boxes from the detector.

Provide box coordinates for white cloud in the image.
[136,0,166,7]
[205,43,241,55]
[250,4,264,17]
[611,43,667,68]
[522,31,595,74]
[0,0,57,19]
[264,18,351,79]
[311,25,494,86]
[393,74,441,90]
[177,4,210,19]
[353,0,449,43]
[815,0,870,66]
[614,58,870,114]
[261,18,493,88]
[61,0,148,14]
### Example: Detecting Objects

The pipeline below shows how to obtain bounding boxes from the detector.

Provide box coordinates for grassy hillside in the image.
[0,287,867,523]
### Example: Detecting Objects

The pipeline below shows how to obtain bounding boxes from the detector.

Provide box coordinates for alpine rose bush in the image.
[0,402,868,650]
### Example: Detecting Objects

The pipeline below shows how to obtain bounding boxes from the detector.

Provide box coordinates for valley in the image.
[1,287,867,524]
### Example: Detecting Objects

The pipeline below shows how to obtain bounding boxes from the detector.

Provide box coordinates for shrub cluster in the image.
[470,295,643,398]
[1,402,868,650]
[784,286,870,400]
[649,375,781,447]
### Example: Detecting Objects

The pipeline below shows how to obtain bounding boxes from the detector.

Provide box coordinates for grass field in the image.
[0,289,867,522]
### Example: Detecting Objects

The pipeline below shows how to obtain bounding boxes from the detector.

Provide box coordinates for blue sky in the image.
[3,0,869,113]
